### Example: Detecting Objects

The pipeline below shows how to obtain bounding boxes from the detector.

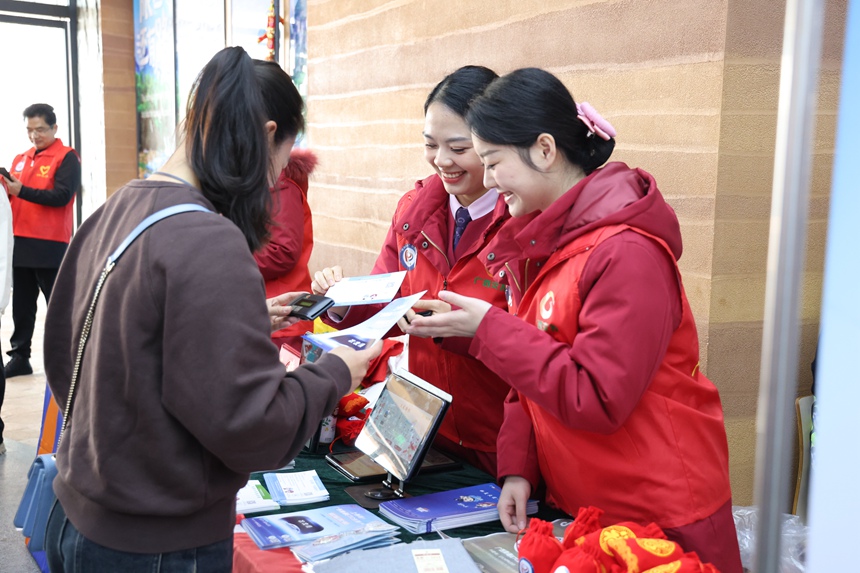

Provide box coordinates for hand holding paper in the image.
[304,291,427,352]
[329,341,383,394]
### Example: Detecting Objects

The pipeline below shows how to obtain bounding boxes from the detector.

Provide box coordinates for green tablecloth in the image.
[250,446,568,544]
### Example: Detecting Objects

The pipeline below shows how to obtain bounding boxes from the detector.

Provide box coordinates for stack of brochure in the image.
[263,470,330,505]
[241,504,400,560]
[378,483,538,534]
[235,479,281,515]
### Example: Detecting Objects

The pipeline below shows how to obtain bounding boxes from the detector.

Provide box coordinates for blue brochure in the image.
[241,503,399,551]
[378,483,538,534]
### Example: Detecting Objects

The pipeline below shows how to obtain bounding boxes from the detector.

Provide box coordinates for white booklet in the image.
[303,291,426,352]
[263,470,330,506]
[324,271,407,306]
[235,479,281,514]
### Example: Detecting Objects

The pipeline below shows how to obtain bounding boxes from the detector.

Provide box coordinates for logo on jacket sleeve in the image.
[399,244,418,270]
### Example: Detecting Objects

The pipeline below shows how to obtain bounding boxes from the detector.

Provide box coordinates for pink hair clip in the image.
[576,102,616,141]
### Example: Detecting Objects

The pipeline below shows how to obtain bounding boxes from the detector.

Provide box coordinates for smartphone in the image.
[326,448,460,483]
[0,167,12,180]
[287,293,334,321]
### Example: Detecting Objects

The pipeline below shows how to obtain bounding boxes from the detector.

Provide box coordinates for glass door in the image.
[0,22,71,170]
[0,0,79,220]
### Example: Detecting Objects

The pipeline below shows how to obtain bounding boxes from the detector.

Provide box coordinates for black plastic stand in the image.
[344,472,412,509]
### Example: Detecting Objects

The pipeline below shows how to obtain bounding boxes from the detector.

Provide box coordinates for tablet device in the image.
[352,369,452,483]
[326,448,460,483]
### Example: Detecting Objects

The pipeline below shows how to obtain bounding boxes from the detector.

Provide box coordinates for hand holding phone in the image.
[0,167,12,181]
[287,293,335,321]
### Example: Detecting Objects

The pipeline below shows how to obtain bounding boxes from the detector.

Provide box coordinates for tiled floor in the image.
[1,296,49,573]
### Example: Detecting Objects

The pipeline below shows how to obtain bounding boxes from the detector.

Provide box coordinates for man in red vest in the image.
[1,103,80,378]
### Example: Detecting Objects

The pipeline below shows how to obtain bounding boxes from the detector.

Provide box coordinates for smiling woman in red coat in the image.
[309,66,513,477]
[405,68,742,573]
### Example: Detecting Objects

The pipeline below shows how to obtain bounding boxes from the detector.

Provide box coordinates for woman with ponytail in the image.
[406,68,741,573]
[42,47,380,572]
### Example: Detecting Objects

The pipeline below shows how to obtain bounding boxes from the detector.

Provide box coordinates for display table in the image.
[232,448,567,572]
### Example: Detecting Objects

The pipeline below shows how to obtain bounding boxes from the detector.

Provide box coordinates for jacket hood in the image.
[556,162,682,259]
[482,162,683,276]
[282,148,318,192]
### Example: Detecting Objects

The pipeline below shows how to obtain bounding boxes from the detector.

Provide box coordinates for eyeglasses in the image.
[27,127,52,135]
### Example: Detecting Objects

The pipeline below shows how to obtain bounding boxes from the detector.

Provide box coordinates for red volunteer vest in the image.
[9,138,77,243]
[394,193,511,453]
[518,224,732,528]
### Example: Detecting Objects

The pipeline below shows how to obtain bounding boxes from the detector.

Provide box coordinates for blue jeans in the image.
[45,500,233,572]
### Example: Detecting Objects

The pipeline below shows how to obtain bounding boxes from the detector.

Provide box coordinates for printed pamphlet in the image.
[378,483,538,534]
[235,479,280,515]
[263,470,329,505]
[324,271,407,306]
[241,503,399,553]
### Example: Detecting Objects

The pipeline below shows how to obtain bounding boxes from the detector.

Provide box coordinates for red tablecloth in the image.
[233,532,303,573]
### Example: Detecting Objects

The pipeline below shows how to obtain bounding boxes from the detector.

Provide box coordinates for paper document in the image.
[303,291,426,352]
[235,479,281,515]
[325,271,407,306]
[264,470,330,505]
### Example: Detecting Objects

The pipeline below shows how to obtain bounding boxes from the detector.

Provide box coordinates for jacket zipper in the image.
[421,230,450,269]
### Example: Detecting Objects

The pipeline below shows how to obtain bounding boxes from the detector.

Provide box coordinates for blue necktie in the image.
[452,206,472,250]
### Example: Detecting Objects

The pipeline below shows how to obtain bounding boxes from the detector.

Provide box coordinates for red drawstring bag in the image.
[562,506,604,548]
[332,394,370,446]
[606,536,684,571]
[640,552,721,572]
[549,542,613,573]
[566,521,665,572]
[517,519,564,573]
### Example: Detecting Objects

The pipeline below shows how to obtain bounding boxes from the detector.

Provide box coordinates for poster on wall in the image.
[134,0,177,178]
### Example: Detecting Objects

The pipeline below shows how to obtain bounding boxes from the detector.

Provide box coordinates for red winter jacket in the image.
[328,174,512,460]
[254,149,316,345]
[472,162,732,528]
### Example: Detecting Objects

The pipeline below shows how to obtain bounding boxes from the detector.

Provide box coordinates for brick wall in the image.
[100,0,137,197]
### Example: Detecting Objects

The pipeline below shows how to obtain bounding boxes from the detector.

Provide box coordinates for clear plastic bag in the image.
[732,506,807,573]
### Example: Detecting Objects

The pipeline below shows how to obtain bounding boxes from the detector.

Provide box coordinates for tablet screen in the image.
[354,370,452,482]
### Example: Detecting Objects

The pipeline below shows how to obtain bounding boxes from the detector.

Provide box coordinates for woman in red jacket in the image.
[406,68,742,573]
[311,66,511,476]
[254,148,318,352]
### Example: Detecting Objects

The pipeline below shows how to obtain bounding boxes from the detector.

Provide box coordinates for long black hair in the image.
[184,47,305,251]
[467,68,614,174]
[424,65,499,117]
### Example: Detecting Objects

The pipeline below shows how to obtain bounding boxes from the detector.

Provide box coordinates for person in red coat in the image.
[310,66,512,477]
[254,148,317,352]
[406,68,742,573]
